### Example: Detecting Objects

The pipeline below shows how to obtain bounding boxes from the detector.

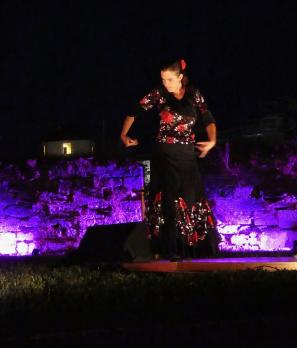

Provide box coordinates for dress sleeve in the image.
[193,89,216,127]
[130,88,161,118]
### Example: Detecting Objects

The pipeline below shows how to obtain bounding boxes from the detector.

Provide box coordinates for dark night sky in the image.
[1,1,297,156]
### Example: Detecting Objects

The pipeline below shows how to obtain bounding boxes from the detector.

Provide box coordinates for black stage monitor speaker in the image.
[77,222,152,262]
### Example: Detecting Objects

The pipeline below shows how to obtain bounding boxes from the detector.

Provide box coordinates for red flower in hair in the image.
[180,59,186,71]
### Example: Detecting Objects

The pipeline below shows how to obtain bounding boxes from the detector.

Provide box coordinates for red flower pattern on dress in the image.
[140,96,150,105]
[176,124,187,132]
[146,193,216,247]
[160,111,174,124]
[194,90,207,114]
[166,136,175,144]
[138,87,211,144]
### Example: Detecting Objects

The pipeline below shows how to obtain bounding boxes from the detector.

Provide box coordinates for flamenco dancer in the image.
[121,58,220,261]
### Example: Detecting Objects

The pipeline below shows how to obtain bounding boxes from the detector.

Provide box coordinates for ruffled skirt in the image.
[145,143,220,257]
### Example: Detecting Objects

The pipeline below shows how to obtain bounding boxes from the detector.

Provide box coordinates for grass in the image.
[0,256,297,340]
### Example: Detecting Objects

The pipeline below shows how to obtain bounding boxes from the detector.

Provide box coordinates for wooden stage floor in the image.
[122,257,297,272]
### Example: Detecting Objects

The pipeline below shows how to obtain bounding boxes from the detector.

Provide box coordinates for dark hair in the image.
[160,59,189,86]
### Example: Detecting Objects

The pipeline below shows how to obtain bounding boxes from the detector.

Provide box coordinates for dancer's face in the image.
[161,70,183,94]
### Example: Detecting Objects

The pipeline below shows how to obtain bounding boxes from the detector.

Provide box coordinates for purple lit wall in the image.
[208,185,297,251]
[206,140,297,252]
[0,158,143,256]
[0,146,296,256]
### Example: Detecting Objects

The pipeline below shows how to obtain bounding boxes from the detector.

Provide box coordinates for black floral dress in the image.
[132,85,219,257]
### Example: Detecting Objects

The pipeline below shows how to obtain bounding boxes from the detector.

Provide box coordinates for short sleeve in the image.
[193,89,216,127]
[130,88,161,118]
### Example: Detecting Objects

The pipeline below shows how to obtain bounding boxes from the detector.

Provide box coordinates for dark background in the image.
[1,1,297,158]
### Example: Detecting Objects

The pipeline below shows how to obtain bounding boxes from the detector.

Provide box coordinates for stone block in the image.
[277,209,297,229]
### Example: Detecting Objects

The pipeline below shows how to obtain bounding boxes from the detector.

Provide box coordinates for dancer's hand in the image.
[195,141,216,158]
[121,135,139,147]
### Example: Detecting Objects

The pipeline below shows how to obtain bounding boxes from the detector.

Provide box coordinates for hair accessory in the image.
[180,59,186,71]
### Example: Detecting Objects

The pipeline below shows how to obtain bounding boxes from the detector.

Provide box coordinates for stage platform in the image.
[122,256,297,272]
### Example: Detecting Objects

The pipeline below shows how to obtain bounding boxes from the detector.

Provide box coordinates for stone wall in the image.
[207,182,297,251]
[0,157,143,256]
[0,141,296,256]
[205,138,297,252]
